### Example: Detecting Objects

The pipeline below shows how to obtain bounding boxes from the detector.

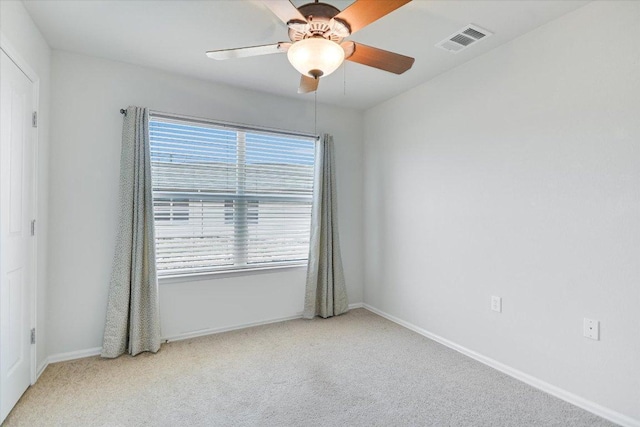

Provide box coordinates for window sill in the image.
[158,263,308,285]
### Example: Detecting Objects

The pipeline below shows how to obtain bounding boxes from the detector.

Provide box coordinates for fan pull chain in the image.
[343,62,346,95]
[314,90,318,136]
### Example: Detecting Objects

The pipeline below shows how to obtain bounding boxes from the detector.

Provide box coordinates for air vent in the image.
[462,28,487,40]
[436,24,493,54]
[450,34,474,47]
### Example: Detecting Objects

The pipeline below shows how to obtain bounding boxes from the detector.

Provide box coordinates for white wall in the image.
[48,51,363,355]
[363,1,639,423]
[0,0,51,371]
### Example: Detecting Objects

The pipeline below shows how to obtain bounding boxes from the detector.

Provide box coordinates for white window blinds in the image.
[149,115,316,277]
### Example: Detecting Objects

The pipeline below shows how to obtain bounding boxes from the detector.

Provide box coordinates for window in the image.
[149,114,316,277]
[155,198,189,221]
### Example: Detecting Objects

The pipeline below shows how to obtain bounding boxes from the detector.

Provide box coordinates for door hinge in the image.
[31,219,36,236]
[31,328,36,344]
[32,111,38,128]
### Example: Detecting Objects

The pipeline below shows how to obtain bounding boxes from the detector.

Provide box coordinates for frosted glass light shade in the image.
[287,38,345,78]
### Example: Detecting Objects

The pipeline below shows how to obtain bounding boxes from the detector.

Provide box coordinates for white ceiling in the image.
[23,0,589,110]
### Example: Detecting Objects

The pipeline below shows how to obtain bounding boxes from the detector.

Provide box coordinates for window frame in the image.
[147,111,318,280]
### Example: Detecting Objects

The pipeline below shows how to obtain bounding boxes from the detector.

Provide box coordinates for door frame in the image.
[0,32,40,386]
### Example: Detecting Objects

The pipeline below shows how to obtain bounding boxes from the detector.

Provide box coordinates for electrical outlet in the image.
[491,296,502,313]
[583,318,599,340]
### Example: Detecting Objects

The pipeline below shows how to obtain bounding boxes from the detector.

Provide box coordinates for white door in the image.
[0,49,35,423]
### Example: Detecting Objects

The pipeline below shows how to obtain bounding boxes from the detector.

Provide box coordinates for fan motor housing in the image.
[288,2,350,43]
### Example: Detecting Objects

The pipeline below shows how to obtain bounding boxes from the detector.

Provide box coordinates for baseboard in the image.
[163,313,305,342]
[362,304,639,427]
[36,359,48,381]
[36,346,103,380]
[165,302,365,342]
[37,302,366,379]
[47,347,103,364]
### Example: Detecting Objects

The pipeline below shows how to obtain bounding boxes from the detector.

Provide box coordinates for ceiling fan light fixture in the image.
[287,38,345,79]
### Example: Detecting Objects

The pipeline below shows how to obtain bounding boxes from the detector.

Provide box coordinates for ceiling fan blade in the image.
[342,41,414,74]
[334,0,411,35]
[298,75,319,94]
[206,42,291,60]
[262,0,307,25]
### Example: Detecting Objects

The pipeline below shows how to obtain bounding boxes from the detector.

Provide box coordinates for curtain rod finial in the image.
[120,108,127,115]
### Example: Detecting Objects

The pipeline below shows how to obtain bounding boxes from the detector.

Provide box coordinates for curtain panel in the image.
[102,106,161,358]
[303,134,349,319]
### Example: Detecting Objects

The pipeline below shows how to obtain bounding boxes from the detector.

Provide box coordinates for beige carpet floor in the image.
[4,309,615,426]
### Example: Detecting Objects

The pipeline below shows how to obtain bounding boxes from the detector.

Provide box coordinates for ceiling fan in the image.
[206,0,415,94]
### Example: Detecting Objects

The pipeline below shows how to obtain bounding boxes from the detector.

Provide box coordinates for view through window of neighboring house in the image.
[149,115,316,277]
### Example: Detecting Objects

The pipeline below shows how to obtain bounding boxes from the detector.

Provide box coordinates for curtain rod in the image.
[119,108,319,140]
